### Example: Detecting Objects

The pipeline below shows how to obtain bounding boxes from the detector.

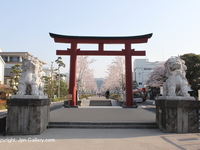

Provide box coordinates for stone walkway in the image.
[50,96,155,122]
[80,96,120,108]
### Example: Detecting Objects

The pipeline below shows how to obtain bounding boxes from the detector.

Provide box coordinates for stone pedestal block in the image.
[6,98,50,135]
[155,100,200,133]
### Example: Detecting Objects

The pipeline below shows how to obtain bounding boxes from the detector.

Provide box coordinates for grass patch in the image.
[51,97,66,102]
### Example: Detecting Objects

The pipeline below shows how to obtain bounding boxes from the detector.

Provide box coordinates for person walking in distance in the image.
[106,90,110,99]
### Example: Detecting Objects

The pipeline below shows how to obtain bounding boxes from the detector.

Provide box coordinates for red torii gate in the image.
[50,33,152,107]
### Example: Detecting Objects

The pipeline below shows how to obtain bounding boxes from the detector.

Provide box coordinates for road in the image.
[50,101,64,111]
[137,100,156,113]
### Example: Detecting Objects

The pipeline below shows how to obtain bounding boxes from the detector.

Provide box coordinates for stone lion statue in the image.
[162,56,190,97]
[16,56,45,96]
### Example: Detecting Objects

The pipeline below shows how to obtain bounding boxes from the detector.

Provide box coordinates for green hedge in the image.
[110,94,122,100]
[0,104,7,110]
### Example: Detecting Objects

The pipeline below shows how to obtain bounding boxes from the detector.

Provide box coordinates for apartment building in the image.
[133,59,164,89]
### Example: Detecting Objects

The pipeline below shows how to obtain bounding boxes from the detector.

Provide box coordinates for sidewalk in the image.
[1,128,200,149]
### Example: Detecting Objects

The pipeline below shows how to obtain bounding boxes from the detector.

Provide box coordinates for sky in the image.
[1,0,200,78]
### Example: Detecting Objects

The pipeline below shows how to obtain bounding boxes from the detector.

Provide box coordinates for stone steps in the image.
[47,122,158,129]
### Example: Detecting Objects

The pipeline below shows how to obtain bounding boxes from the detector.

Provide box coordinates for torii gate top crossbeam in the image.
[50,33,153,56]
[49,33,153,44]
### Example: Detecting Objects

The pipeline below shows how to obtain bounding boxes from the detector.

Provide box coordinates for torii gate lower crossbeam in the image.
[50,33,152,107]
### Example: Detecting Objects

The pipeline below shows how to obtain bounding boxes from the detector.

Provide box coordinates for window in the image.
[144,68,153,70]
[2,57,8,62]
[135,68,142,71]
[10,57,19,62]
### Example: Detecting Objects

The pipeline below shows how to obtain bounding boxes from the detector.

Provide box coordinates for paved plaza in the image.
[0,96,200,150]
[50,96,155,122]
[1,128,200,150]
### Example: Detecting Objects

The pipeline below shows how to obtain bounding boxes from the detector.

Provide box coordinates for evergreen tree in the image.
[55,57,66,98]
[180,53,200,96]
[9,64,22,94]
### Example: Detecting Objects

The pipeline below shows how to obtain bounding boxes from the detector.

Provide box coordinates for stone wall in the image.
[156,100,200,133]
[0,116,6,135]
[6,98,50,135]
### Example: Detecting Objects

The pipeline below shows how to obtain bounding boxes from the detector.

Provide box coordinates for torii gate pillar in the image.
[50,33,152,107]
[69,43,78,106]
[125,42,133,106]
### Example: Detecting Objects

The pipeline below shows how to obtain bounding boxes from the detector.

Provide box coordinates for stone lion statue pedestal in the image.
[6,57,50,135]
[156,99,200,133]
[155,57,200,133]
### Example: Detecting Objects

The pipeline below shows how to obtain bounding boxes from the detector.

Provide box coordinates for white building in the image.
[0,49,5,84]
[133,59,164,89]
[0,51,46,86]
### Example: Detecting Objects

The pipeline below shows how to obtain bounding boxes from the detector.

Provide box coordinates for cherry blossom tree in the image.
[146,63,165,99]
[76,56,98,95]
[101,56,125,94]
[146,63,165,87]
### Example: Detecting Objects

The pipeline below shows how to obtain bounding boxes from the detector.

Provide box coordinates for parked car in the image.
[133,90,143,103]
[137,88,147,102]
[121,89,145,105]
